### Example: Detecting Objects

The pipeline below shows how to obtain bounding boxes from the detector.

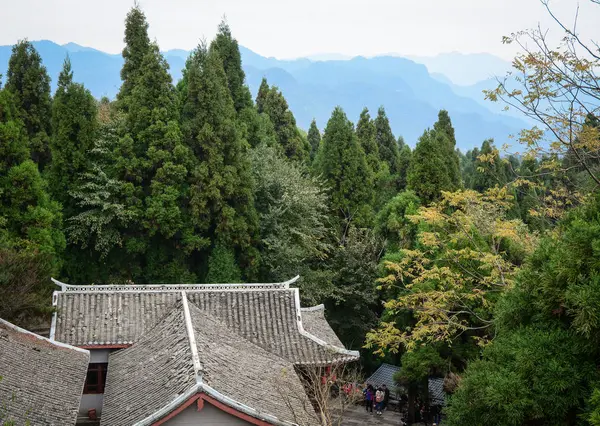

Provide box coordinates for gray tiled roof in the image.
[366,363,401,389]
[51,278,358,365]
[0,319,89,426]
[366,363,446,406]
[101,300,319,426]
[100,301,196,426]
[300,305,345,348]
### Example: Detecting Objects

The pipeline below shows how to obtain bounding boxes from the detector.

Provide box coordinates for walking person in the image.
[364,384,374,413]
[375,386,385,415]
[382,384,390,411]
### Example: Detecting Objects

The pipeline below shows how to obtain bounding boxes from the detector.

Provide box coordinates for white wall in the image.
[79,394,104,417]
[90,349,111,363]
[163,402,251,425]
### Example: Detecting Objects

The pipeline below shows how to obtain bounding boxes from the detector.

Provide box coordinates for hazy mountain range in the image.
[0,40,526,151]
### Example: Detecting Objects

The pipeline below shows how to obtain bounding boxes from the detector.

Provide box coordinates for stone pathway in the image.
[334,404,422,426]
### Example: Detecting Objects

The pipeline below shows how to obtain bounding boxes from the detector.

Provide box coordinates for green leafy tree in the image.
[446,195,600,425]
[374,191,420,251]
[316,106,374,229]
[209,20,253,112]
[250,143,331,283]
[5,40,52,169]
[307,119,321,161]
[49,57,97,216]
[182,44,259,278]
[394,346,445,423]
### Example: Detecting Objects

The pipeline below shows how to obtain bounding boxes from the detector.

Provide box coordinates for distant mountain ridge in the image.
[0,41,526,151]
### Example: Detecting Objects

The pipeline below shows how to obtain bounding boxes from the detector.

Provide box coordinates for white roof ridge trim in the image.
[293,289,360,359]
[133,381,299,426]
[300,304,325,312]
[0,318,90,356]
[51,276,300,293]
[181,291,203,381]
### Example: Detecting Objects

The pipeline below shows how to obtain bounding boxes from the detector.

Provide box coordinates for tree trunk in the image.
[408,383,416,424]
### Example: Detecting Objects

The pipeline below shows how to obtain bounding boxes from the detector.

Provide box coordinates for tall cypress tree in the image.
[433,110,461,188]
[318,106,374,228]
[356,107,380,173]
[5,40,52,169]
[49,57,97,216]
[0,88,64,260]
[256,78,270,114]
[209,20,253,113]
[118,6,151,109]
[182,44,259,278]
[397,136,412,189]
[407,130,453,203]
[258,83,308,162]
[307,119,321,161]
[375,107,400,175]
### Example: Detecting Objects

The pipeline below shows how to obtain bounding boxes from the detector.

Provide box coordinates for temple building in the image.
[48,276,358,425]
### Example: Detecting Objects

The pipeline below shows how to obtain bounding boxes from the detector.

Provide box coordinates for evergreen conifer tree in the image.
[182,44,259,278]
[318,106,374,228]
[256,81,308,162]
[0,88,64,260]
[397,136,412,189]
[5,40,52,169]
[118,6,151,109]
[255,78,270,114]
[407,130,453,203]
[307,119,321,161]
[356,108,381,173]
[49,57,97,216]
[374,107,400,175]
[209,20,253,113]
[433,110,461,188]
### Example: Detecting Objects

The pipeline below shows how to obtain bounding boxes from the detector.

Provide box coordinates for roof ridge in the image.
[1,318,89,355]
[51,276,300,293]
[292,289,360,361]
[181,291,203,383]
[300,304,325,312]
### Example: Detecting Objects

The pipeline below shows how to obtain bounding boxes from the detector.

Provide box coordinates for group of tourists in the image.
[363,383,390,415]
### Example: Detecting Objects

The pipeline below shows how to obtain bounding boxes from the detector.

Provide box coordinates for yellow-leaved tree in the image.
[365,188,537,354]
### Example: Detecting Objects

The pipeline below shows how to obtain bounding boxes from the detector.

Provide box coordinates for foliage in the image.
[255,78,308,162]
[5,40,52,169]
[407,129,454,203]
[316,106,374,229]
[182,44,259,278]
[484,0,600,191]
[447,194,600,425]
[209,20,253,112]
[433,110,461,188]
[250,143,331,283]
[205,243,242,283]
[374,107,400,176]
[49,57,97,216]
[366,189,535,352]
[307,119,321,162]
[445,327,595,426]
[374,191,421,251]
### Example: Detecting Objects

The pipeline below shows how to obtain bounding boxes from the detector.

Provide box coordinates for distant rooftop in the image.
[0,318,89,425]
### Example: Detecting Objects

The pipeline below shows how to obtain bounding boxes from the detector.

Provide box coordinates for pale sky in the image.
[0,0,597,60]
